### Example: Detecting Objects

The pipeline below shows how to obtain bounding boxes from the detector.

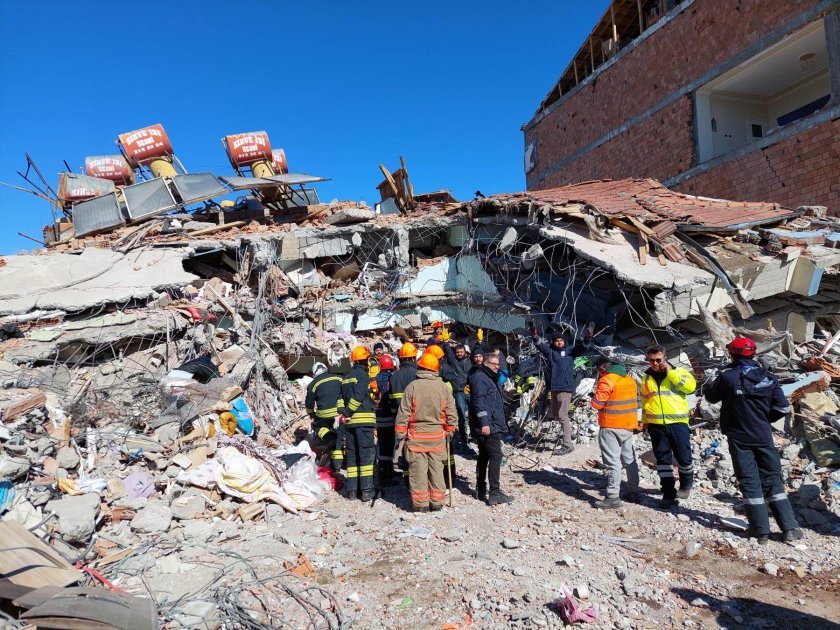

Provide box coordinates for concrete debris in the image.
[1,167,840,627]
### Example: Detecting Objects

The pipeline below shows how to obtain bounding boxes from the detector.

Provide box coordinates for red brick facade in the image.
[525,0,838,213]
[673,118,839,211]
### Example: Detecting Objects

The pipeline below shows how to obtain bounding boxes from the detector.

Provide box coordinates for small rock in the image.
[347,592,360,603]
[332,565,351,578]
[685,541,701,558]
[502,538,520,549]
[691,597,709,608]
[170,494,205,520]
[763,562,779,577]
[470,598,483,610]
[574,584,589,600]
[532,616,548,627]
[558,556,575,566]
[157,554,180,574]
[793,566,807,578]
[513,567,528,577]
[131,500,173,534]
[677,514,690,522]
[55,446,80,469]
[615,566,628,581]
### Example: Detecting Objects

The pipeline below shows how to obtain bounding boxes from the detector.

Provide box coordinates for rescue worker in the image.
[304,362,345,473]
[530,324,593,455]
[390,342,420,485]
[469,352,513,505]
[375,354,397,484]
[341,346,377,501]
[704,337,803,544]
[428,321,449,346]
[423,344,456,484]
[641,345,696,509]
[395,352,457,512]
[590,359,641,509]
[441,343,472,443]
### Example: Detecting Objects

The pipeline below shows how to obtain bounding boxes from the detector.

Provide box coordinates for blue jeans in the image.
[454,391,469,438]
[648,423,693,499]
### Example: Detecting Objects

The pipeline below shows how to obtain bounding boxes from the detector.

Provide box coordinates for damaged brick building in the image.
[523,0,840,214]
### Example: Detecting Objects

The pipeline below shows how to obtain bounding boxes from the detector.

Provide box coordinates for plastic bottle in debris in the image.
[702,440,720,458]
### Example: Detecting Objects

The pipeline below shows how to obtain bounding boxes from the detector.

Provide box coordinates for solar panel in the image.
[170,173,229,204]
[122,178,178,221]
[72,193,124,237]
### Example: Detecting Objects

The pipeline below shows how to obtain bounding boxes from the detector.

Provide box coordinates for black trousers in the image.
[648,423,694,500]
[314,421,344,473]
[377,423,395,481]
[345,425,375,496]
[729,439,798,537]
[476,434,503,493]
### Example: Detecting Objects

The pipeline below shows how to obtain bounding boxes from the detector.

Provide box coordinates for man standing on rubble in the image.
[590,359,641,509]
[369,343,385,379]
[375,355,397,485]
[341,346,378,501]
[469,352,514,505]
[396,352,458,512]
[704,337,803,544]
[390,342,420,485]
[530,324,593,455]
[441,343,472,445]
[641,345,696,509]
[305,362,345,473]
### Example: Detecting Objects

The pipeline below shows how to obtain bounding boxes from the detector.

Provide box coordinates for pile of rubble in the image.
[2,165,840,626]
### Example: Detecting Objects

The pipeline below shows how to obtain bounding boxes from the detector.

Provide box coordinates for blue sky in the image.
[0,1,605,254]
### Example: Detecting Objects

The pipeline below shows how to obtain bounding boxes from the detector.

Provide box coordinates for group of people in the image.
[307,323,805,542]
[591,338,803,543]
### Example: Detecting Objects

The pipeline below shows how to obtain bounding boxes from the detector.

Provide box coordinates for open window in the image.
[695,20,831,163]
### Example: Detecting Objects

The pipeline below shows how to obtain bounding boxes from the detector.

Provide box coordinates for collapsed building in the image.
[1,123,840,626]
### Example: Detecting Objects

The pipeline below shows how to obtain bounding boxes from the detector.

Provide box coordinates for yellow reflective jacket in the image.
[641,367,696,425]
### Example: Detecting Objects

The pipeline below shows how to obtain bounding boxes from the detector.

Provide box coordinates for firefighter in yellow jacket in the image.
[395,352,458,512]
[641,345,697,509]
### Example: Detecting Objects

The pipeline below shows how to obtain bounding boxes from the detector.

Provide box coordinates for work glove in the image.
[477,328,484,342]
[440,327,451,341]
[334,414,346,429]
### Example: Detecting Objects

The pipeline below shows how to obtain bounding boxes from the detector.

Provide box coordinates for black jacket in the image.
[341,363,376,425]
[704,359,790,446]
[389,361,418,416]
[375,369,394,418]
[305,372,344,422]
[441,345,471,392]
[468,365,508,436]
[532,336,589,392]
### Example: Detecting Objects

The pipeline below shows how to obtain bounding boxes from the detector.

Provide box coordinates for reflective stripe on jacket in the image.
[305,373,345,420]
[591,372,640,430]
[341,364,376,426]
[641,367,696,425]
[395,370,457,453]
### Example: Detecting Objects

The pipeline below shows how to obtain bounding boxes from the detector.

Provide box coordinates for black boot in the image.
[475,483,487,502]
[487,489,514,506]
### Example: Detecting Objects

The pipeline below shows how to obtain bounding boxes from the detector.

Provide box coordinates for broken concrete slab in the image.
[131,500,173,534]
[47,493,100,544]
[0,248,198,316]
[324,207,375,225]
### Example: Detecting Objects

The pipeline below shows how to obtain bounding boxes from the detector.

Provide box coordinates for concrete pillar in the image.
[825,6,840,105]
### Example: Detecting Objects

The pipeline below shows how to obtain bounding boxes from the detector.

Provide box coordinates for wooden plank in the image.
[637,230,647,265]
[0,521,82,589]
[0,388,47,422]
[185,220,247,237]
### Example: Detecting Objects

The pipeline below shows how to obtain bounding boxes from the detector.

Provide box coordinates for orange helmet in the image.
[432,321,443,329]
[398,342,418,359]
[350,346,371,362]
[417,352,440,372]
[425,345,445,360]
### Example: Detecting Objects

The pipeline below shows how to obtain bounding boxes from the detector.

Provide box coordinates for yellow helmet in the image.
[350,346,371,362]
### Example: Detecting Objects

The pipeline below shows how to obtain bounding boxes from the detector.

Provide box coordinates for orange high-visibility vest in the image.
[591,373,640,430]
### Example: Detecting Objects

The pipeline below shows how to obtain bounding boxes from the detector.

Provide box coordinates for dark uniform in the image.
[390,359,418,485]
[375,368,396,483]
[705,358,799,540]
[304,371,345,472]
[341,363,377,499]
